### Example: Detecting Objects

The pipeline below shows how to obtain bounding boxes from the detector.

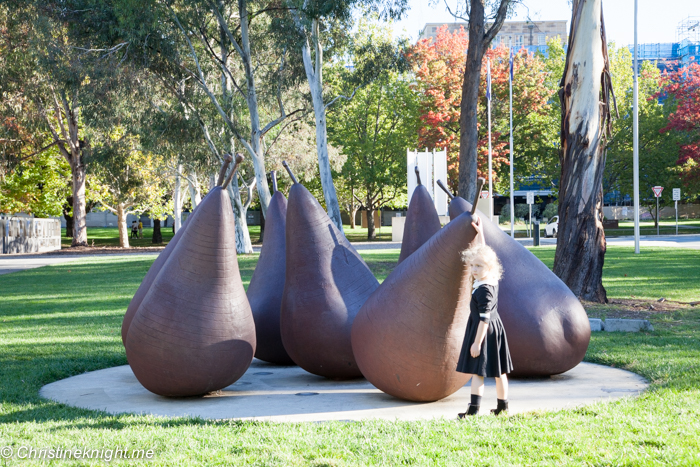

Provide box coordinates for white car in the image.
[545,216,559,238]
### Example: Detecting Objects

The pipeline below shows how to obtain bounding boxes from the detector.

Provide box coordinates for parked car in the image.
[545,216,559,238]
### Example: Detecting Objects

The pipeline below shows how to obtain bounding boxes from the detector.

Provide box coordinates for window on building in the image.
[514,35,523,48]
[539,34,546,45]
[493,35,501,47]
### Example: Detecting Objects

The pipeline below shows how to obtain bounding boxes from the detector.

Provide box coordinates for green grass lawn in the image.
[61,227,176,248]
[62,225,393,247]
[1,247,700,465]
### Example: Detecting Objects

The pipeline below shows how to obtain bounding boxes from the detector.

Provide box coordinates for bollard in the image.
[533,220,540,246]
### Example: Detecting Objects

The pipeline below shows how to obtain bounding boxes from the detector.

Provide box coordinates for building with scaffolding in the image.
[629,16,700,71]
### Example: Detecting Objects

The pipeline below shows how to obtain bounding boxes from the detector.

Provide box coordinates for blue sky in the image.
[392,0,700,45]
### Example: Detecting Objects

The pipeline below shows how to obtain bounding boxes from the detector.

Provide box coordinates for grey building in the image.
[419,20,568,48]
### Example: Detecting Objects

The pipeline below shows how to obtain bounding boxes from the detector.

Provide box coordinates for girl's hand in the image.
[471,216,482,236]
[470,342,481,358]
[470,216,486,246]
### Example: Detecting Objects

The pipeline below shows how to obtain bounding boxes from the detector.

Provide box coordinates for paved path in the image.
[40,360,647,422]
[3,234,698,276]
[515,234,700,249]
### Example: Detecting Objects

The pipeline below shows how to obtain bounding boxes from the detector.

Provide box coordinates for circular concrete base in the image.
[40,360,648,422]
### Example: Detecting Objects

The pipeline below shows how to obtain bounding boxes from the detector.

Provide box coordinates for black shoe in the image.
[458,404,480,418]
[490,399,508,415]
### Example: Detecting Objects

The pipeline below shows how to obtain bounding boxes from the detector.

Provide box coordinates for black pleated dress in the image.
[456,281,513,377]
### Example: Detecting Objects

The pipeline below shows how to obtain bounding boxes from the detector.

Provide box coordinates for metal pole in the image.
[487,59,493,222]
[529,204,532,238]
[656,195,660,236]
[633,0,641,253]
[509,48,515,238]
[675,200,678,235]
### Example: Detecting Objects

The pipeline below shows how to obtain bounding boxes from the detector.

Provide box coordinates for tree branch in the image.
[484,0,511,45]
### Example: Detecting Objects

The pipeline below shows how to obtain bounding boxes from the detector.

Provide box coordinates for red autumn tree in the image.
[658,63,700,188]
[408,25,552,194]
[407,25,467,191]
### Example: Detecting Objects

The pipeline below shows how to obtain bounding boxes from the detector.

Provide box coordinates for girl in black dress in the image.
[456,218,513,417]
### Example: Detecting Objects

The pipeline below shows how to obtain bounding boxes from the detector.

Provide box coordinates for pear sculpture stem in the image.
[282,160,298,184]
[471,177,485,215]
[270,170,278,193]
[216,154,234,187]
[415,166,422,186]
[436,180,454,200]
[222,153,244,190]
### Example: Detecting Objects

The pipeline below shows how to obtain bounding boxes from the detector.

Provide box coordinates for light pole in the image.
[633,0,641,253]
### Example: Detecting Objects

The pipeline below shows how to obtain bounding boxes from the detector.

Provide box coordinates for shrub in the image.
[499,203,511,224]
[543,203,558,219]
[514,203,529,219]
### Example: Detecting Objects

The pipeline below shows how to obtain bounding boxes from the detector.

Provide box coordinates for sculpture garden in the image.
[2,0,700,464]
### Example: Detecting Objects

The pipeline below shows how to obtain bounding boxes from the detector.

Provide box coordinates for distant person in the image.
[138,220,143,239]
[456,217,513,417]
[131,220,138,239]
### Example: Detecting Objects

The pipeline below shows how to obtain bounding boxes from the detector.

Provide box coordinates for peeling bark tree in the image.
[291,13,344,231]
[457,0,511,201]
[553,0,615,303]
[41,92,89,247]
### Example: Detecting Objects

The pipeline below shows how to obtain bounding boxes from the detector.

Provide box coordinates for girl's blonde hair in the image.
[460,244,503,281]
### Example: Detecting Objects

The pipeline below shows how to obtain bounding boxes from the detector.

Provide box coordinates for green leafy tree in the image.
[604,45,687,225]
[328,22,419,240]
[0,147,70,217]
[89,129,168,248]
[0,1,126,245]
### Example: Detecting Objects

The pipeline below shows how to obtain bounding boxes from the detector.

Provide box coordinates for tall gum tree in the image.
[456,0,511,200]
[283,0,408,231]
[553,0,615,303]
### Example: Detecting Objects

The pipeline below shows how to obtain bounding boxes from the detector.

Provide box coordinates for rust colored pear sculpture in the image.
[438,181,591,377]
[280,162,379,379]
[247,171,294,364]
[124,156,256,397]
[398,167,442,264]
[122,156,234,346]
[352,211,479,401]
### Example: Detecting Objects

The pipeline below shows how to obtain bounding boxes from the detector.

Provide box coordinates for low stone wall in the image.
[1,217,61,254]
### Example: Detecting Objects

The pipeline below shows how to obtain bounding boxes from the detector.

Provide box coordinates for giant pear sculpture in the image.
[280,162,379,379]
[352,209,481,401]
[398,167,442,264]
[247,171,293,364]
[124,155,256,397]
[121,155,234,346]
[437,180,591,377]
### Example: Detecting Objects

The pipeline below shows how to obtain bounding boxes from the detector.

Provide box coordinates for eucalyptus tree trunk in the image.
[218,6,253,254]
[152,219,162,244]
[226,171,254,254]
[553,0,614,303]
[458,0,510,201]
[173,164,183,233]
[187,173,201,210]
[116,203,130,248]
[44,91,88,246]
[236,0,272,217]
[295,17,343,232]
[70,154,88,246]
